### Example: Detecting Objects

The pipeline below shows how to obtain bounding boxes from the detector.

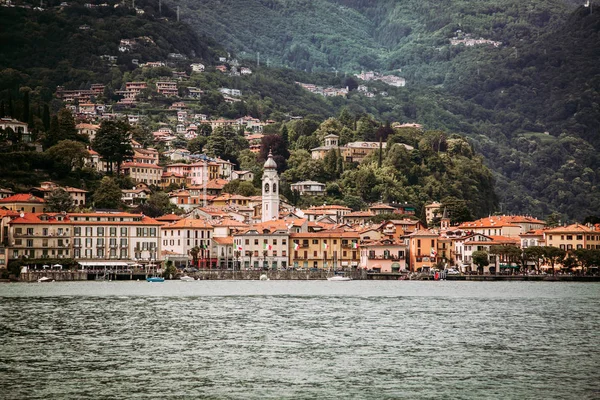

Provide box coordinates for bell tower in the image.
[262,150,279,222]
[440,207,450,231]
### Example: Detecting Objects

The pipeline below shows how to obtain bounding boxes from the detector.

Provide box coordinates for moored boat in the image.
[179,275,195,282]
[327,275,352,281]
[146,277,165,282]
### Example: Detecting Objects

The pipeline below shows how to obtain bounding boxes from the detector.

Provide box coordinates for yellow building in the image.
[544,224,600,251]
[408,229,439,271]
[289,231,359,270]
[0,194,46,213]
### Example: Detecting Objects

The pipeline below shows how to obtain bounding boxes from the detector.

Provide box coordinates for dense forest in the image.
[173,0,600,221]
[0,0,598,221]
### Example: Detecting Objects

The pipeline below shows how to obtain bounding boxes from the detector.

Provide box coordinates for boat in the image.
[327,275,352,281]
[259,274,269,281]
[37,276,54,283]
[146,277,165,282]
[179,275,195,282]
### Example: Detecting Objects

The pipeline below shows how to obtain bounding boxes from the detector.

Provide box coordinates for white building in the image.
[290,180,326,196]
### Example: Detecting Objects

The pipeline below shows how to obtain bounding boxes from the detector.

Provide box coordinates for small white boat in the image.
[327,275,352,281]
[37,276,54,283]
[259,274,269,281]
[180,275,195,282]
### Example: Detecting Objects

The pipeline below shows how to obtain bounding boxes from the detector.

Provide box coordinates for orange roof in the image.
[290,231,360,239]
[213,237,233,245]
[122,162,163,169]
[408,229,439,237]
[163,218,213,229]
[544,223,593,233]
[211,218,247,227]
[344,211,374,217]
[155,214,182,222]
[459,215,545,229]
[9,212,161,226]
[0,194,45,203]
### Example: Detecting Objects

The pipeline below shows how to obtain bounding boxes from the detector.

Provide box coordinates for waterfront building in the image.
[544,224,600,251]
[359,239,407,272]
[289,230,359,270]
[407,229,439,272]
[8,212,161,265]
[233,220,291,270]
[458,215,545,237]
[161,218,215,268]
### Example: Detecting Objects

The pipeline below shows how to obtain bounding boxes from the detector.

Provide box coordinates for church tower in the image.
[262,150,279,222]
[440,207,450,231]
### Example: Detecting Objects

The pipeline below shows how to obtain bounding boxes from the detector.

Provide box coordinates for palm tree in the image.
[189,246,200,267]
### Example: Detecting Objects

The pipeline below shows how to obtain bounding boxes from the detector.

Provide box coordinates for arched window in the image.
[264,183,270,193]
[272,183,277,193]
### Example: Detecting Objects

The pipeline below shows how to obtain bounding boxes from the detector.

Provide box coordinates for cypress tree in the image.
[8,94,14,118]
[0,100,4,117]
[42,104,51,131]
[22,90,30,123]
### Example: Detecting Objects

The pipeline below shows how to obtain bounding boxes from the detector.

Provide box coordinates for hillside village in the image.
[1,149,599,276]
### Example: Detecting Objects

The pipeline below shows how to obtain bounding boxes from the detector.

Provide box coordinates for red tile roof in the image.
[0,194,45,203]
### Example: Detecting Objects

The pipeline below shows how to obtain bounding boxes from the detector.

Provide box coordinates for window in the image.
[313,251,317,257]
[27,239,33,247]
[97,227,104,236]
[312,240,318,245]
[264,183,269,193]
[110,227,117,236]
[282,239,287,245]
[566,235,573,240]
[27,228,34,235]
[42,228,48,236]
[576,235,583,240]
[273,239,277,245]
[74,227,81,236]
[254,239,259,245]
[121,227,127,236]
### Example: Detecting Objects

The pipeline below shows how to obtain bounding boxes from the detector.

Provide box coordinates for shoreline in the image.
[5,270,600,282]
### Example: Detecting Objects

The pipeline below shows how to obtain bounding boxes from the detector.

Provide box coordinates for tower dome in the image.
[263,150,277,169]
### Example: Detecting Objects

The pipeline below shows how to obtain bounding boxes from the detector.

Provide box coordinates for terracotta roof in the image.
[290,231,360,239]
[459,215,545,229]
[122,162,163,169]
[344,211,374,217]
[544,223,593,234]
[213,237,233,245]
[408,229,439,237]
[9,212,161,226]
[155,214,182,222]
[0,194,45,203]
[163,218,213,229]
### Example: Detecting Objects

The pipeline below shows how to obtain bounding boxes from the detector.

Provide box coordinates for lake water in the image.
[0,281,598,399]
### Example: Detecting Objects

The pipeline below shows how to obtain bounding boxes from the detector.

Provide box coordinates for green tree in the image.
[92,120,134,174]
[92,176,123,209]
[222,180,258,196]
[44,115,60,148]
[163,260,177,279]
[45,140,88,175]
[45,188,74,212]
[57,108,79,142]
[545,212,562,228]
[42,104,50,132]
[137,192,177,217]
[20,88,30,124]
[187,136,207,154]
[524,246,545,272]
[542,246,566,276]
[189,246,200,266]
[472,251,489,274]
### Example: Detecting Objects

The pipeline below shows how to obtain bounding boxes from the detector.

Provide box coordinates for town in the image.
[0,149,598,280]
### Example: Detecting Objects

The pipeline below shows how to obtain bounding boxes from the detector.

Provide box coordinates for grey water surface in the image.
[0,281,598,399]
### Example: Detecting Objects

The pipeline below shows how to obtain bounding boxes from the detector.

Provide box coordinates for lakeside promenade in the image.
[11,269,600,282]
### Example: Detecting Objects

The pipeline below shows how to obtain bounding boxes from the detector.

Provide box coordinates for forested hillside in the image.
[0,0,598,221]
[172,0,599,221]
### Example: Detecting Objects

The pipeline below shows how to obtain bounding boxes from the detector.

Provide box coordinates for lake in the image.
[0,281,598,399]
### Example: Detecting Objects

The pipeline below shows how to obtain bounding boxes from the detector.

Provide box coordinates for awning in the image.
[78,261,130,267]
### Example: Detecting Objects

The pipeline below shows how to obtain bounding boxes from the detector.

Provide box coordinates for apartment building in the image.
[8,212,161,264]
